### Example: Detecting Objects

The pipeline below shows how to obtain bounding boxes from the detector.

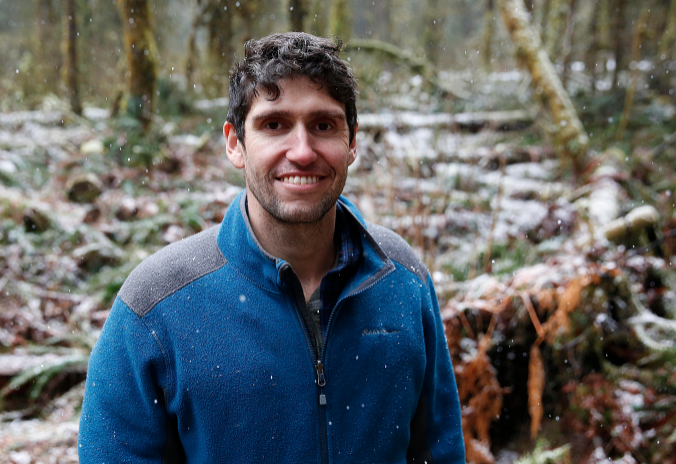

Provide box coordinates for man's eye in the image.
[266,122,281,130]
[317,122,332,131]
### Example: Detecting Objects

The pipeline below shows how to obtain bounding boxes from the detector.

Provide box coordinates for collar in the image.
[216,190,394,296]
[333,202,363,274]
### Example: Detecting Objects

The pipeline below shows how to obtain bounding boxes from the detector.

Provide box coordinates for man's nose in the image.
[286,125,317,165]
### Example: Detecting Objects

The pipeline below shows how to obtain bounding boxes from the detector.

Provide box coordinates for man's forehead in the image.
[248,77,346,116]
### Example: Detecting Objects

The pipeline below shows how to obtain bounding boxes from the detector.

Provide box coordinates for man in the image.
[79,32,465,464]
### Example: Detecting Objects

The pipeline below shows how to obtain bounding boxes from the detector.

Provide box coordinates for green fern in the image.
[0,352,89,408]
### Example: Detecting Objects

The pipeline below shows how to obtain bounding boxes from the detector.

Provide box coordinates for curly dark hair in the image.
[227,32,358,145]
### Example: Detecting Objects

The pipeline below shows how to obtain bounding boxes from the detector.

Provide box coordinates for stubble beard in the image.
[244,163,348,225]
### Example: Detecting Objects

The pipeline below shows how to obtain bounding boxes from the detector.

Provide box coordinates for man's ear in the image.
[224,122,245,169]
[347,123,358,166]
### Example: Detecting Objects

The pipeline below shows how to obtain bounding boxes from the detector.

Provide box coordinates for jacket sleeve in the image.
[407,276,465,464]
[78,297,173,464]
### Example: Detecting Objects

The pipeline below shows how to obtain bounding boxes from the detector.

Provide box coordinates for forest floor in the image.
[1,70,676,463]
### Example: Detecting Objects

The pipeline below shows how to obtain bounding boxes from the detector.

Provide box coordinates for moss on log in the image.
[496,0,589,177]
[344,39,467,100]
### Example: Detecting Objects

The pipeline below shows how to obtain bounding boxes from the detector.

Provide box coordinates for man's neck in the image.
[247,196,337,301]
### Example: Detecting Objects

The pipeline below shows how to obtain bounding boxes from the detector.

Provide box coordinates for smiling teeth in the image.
[282,176,319,185]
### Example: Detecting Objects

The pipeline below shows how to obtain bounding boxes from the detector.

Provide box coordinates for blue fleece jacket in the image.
[78,191,465,464]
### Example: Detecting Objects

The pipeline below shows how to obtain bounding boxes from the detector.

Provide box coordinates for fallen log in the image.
[0,111,65,129]
[345,39,427,75]
[358,109,535,132]
[602,205,660,243]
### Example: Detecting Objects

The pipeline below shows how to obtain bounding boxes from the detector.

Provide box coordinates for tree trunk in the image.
[482,0,495,72]
[116,0,158,127]
[560,0,578,88]
[584,0,600,95]
[544,0,569,61]
[616,8,650,141]
[36,0,59,93]
[329,0,352,42]
[496,0,589,177]
[422,0,444,66]
[61,0,81,115]
[612,0,627,91]
[290,0,309,31]
[185,0,203,91]
[374,0,392,42]
[656,0,676,94]
[309,0,328,36]
[538,0,552,37]
[659,0,676,60]
[238,0,261,43]
[207,0,233,95]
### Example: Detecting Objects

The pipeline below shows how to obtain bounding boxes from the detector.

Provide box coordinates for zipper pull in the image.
[315,360,326,387]
[315,360,327,406]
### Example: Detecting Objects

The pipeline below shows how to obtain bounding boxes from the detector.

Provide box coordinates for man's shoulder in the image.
[118,225,227,318]
[365,222,428,283]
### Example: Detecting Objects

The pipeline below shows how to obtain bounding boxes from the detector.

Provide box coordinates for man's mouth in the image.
[280,176,320,185]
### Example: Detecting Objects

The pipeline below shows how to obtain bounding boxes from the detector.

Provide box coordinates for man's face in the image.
[225,77,357,224]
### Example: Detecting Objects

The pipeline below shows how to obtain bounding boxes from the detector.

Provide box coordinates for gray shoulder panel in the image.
[366,222,428,282]
[118,225,226,317]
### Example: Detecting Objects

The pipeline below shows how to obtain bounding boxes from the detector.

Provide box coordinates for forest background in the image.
[2,0,676,463]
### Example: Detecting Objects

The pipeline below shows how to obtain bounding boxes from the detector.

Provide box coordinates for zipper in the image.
[287,273,320,365]
[284,271,329,464]
[286,283,327,407]
[315,266,395,464]
[285,261,395,464]
[315,360,327,404]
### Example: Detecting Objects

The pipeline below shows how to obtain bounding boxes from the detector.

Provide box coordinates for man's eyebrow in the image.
[307,110,347,121]
[251,109,347,123]
[250,110,294,123]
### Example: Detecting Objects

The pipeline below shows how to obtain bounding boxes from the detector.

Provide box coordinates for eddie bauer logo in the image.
[361,328,399,336]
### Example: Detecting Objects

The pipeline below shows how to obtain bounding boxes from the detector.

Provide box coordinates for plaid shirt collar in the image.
[319,202,363,338]
[333,202,363,271]
[245,195,362,341]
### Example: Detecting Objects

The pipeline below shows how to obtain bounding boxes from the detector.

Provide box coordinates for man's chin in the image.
[246,181,341,225]
[268,205,334,224]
